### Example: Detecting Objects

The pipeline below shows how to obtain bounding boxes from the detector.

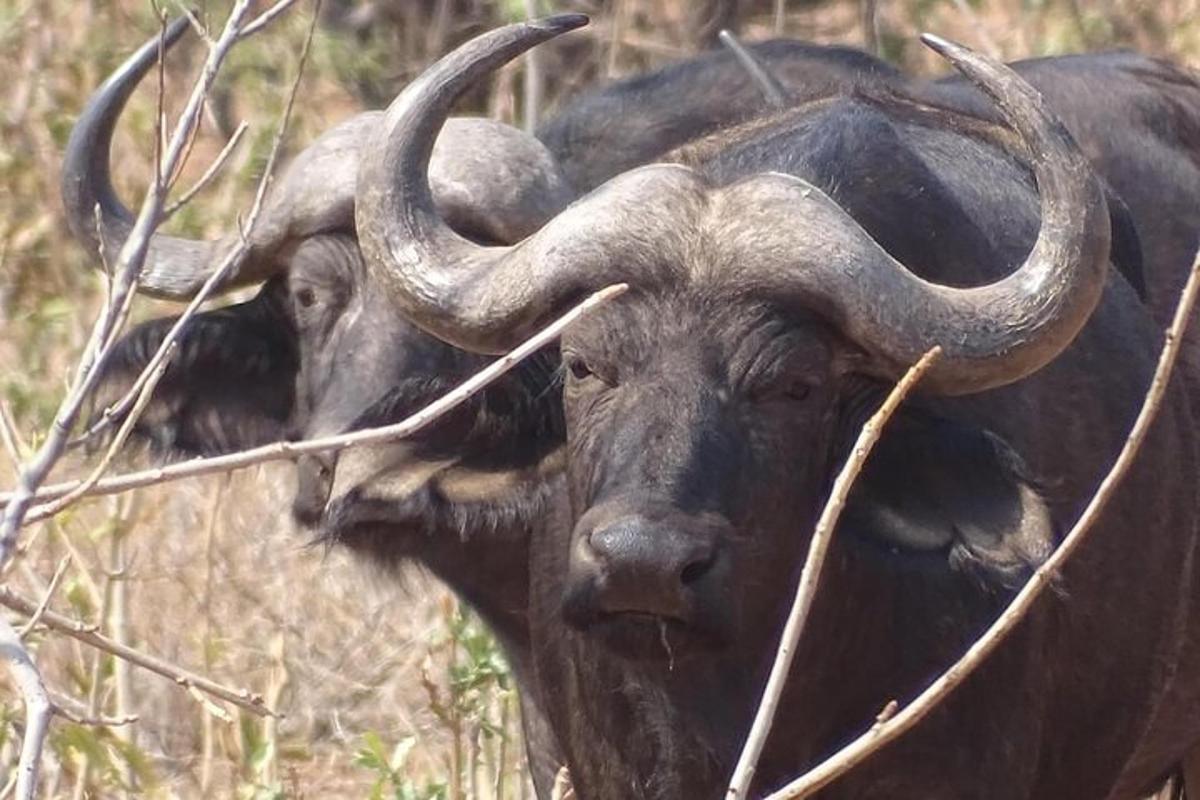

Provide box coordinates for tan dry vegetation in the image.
[1,0,1199,797]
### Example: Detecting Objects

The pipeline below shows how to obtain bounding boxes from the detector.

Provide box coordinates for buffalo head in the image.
[63,18,572,567]
[61,20,582,794]
[354,18,1105,645]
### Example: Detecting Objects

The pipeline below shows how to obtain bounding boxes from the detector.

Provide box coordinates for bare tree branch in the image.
[765,248,1200,799]
[0,617,51,800]
[725,347,943,799]
[2,284,629,511]
[0,586,275,718]
[0,4,283,792]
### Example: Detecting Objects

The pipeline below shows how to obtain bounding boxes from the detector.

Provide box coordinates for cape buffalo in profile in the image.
[353,16,1200,799]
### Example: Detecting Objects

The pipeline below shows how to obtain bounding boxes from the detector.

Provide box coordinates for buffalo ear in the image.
[841,409,1055,588]
[89,279,298,456]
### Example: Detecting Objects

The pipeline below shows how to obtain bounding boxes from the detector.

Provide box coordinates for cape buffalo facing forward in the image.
[354,17,1200,800]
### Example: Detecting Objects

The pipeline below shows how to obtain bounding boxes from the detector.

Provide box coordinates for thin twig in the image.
[50,693,139,728]
[35,352,173,524]
[606,0,626,78]
[0,585,275,717]
[16,556,70,640]
[2,284,628,510]
[766,249,1200,799]
[725,347,943,799]
[238,0,305,40]
[861,0,880,56]
[163,121,249,219]
[0,617,51,800]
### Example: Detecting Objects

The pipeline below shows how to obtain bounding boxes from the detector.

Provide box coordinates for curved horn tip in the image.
[717,29,736,45]
[531,13,589,35]
[918,33,971,60]
[919,33,1009,81]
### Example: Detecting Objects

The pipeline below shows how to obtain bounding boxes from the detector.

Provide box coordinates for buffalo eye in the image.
[564,353,613,387]
[294,287,318,309]
[568,356,591,380]
[749,377,813,405]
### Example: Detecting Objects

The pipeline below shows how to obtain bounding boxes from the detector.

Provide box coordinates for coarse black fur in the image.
[537,38,903,192]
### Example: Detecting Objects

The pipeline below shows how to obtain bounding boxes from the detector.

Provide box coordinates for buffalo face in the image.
[558,295,846,660]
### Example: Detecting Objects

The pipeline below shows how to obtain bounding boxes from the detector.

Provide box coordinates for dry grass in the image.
[2,0,1199,797]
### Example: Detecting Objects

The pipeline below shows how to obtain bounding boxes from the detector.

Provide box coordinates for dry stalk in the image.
[0,585,275,717]
[951,0,1002,59]
[725,346,943,799]
[773,0,787,35]
[523,0,542,133]
[607,0,627,78]
[861,0,880,55]
[3,284,628,510]
[765,249,1200,799]
[108,522,136,798]
[70,530,121,800]
[199,476,227,795]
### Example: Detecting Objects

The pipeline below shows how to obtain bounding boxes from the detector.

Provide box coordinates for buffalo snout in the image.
[292,453,335,526]
[564,504,736,654]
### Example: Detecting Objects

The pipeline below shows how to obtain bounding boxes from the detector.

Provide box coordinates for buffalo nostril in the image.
[587,517,720,596]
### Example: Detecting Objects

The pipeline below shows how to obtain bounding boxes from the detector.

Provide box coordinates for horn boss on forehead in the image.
[357,20,1109,395]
